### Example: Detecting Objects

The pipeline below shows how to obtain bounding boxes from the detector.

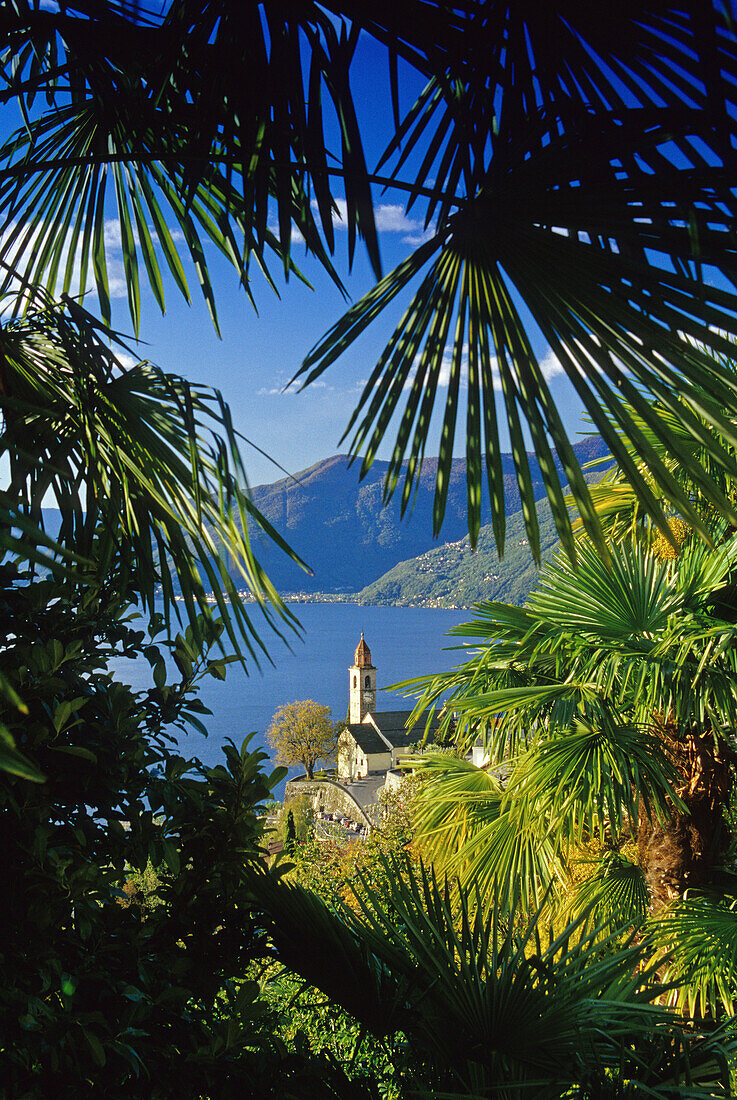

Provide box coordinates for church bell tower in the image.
[349,633,376,723]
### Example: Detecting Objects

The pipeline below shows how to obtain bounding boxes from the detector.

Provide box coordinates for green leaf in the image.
[0,726,45,783]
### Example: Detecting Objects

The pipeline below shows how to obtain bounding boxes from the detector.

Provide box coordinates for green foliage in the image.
[400,526,737,1025]
[568,851,651,932]
[652,896,737,1019]
[5,4,737,1095]
[285,809,297,852]
[0,556,306,1092]
[0,296,301,666]
[262,858,737,1097]
[118,859,164,915]
[260,968,405,1099]
[278,796,315,849]
[267,699,339,780]
[284,783,416,913]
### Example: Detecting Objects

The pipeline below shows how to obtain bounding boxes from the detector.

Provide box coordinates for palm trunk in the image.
[638,727,734,908]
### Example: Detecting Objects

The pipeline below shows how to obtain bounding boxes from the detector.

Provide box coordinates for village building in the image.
[337,633,443,780]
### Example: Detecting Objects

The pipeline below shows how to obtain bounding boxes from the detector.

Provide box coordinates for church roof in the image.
[368,710,444,748]
[353,632,374,668]
[346,723,389,756]
[344,710,450,756]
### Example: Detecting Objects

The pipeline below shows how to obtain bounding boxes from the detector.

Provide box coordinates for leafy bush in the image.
[0,559,295,1094]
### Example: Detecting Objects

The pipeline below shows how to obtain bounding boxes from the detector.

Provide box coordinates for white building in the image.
[337,633,443,780]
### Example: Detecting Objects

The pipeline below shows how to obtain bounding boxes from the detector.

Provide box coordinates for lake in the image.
[111,602,471,794]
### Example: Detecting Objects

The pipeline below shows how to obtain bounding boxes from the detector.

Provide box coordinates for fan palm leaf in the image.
[411,539,737,741]
[652,895,737,1019]
[402,536,737,926]
[0,296,303,660]
[0,1,384,332]
[295,2,737,553]
[566,852,651,931]
[260,859,737,1096]
[512,714,679,847]
[408,753,563,909]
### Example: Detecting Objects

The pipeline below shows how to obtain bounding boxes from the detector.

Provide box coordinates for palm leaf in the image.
[652,895,737,1019]
[566,852,651,930]
[256,847,737,1093]
[0,296,305,662]
[0,1,380,331]
[295,2,737,552]
[513,714,680,847]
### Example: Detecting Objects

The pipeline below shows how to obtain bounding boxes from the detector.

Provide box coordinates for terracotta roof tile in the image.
[353,632,374,668]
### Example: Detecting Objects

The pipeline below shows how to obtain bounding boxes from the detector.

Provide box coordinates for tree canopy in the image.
[267,699,339,780]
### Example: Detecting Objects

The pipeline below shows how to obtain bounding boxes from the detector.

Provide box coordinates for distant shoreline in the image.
[167,590,469,610]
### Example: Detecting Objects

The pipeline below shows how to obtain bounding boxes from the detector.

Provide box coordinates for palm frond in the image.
[528,539,681,641]
[0,297,303,662]
[652,895,737,1019]
[566,852,651,931]
[409,538,737,746]
[408,752,505,865]
[0,1,383,331]
[295,0,737,552]
[513,714,680,848]
[408,753,563,910]
[257,843,737,1093]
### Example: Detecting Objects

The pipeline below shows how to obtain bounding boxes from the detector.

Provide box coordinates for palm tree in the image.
[259,853,737,1096]
[404,526,737,1015]
[2,2,737,564]
[293,2,737,560]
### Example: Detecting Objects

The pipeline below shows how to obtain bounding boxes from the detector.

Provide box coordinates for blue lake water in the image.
[111,602,470,794]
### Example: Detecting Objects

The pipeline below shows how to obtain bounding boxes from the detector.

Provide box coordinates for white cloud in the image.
[402,343,470,393]
[104,217,185,250]
[104,218,123,250]
[373,204,418,234]
[0,219,97,304]
[539,348,564,380]
[400,343,565,393]
[401,226,436,246]
[0,216,186,307]
[309,198,434,245]
[114,352,141,371]
[257,377,331,397]
[267,221,307,245]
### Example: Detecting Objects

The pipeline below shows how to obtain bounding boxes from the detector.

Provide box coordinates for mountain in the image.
[356,493,560,608]
[355,465,610,609]
[249,437,611,594]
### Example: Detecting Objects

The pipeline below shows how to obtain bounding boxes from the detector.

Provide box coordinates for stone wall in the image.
[284,777,373,826]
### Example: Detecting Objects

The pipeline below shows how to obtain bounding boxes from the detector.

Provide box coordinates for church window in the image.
[353,675,357,688]
[365,675,371,689]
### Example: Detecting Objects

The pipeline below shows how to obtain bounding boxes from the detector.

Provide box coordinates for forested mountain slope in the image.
[357,494,563,608]
[249,437,610,594]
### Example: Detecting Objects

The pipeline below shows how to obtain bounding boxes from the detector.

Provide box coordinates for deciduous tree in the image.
[267,700,339,780]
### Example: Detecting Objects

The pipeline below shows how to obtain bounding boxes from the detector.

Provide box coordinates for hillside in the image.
[249,437,610,594]
[356,499,558,608]
[356,469,606,609]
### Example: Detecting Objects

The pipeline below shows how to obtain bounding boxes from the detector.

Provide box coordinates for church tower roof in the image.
[353,632,373,668]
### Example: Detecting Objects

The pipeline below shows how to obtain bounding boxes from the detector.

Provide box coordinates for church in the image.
[336,633,443,781]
